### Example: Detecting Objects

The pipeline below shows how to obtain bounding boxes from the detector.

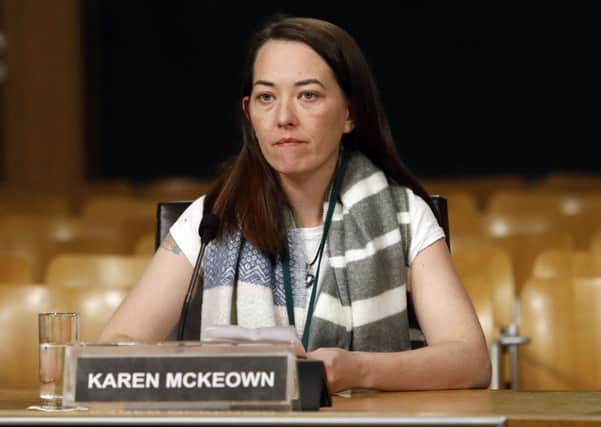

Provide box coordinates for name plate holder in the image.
[63,342,330,411]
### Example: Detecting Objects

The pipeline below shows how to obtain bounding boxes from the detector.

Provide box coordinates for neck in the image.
[280,158,338,228]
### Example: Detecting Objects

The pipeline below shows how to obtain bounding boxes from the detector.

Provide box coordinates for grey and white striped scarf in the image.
[201,151,423,352]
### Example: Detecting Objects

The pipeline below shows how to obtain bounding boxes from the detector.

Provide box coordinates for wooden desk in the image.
[2,387,601,426]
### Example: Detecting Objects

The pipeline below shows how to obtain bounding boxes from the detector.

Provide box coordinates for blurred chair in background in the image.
[0,215,134,282]
[484,211,558,238]
[519,249,601,390]
[443,190,485,253]
[444,191,479,215]
[483,208,575,290]
[79,180,135,197]
[72,180,136,213]
[80,196,156,220]
[551,211,601,250]
[461,275,494,339]
[444,190,481,231]
[573,274,601,390]
[0,253,34,284]
[453,248,515,342]
[423,174,526,210]
[592,229,601,256]
[539,173,601,192]
[140,177,213,203]
[134,232,155,256]
[0,285,50,385]
[0,190,72,217]
[45,217,133,258]
[0,215,53,282]
[49,287,128,342]
[487,191,601,249]
[531,250,601,279]
[80,196,157,252]
[487,191,556,214]
[484,228,575,294]
[45,254,151,289]
[452,247,527,389]
[519,273,574,390]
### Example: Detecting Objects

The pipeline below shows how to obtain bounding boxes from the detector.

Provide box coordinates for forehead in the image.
[253,40,335,83]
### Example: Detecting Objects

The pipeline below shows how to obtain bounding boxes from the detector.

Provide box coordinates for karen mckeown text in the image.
[87,371,276,390]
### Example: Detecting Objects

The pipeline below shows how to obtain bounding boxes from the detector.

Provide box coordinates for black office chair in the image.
[155,195,450,342]
[155,201,192,249]
[429,195,450,250]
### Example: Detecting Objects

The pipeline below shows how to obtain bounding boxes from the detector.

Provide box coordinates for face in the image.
[243,40,354,182]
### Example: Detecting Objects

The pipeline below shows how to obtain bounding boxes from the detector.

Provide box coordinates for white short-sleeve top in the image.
[170,187,445,287]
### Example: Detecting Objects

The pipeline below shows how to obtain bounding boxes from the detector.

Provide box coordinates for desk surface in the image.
[2,387,601,426]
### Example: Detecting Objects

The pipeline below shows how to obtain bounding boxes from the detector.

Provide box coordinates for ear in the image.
[343,107,355,134]
[242,96,250,119]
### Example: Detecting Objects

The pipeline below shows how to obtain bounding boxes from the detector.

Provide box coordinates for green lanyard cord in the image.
[282,152,347,350]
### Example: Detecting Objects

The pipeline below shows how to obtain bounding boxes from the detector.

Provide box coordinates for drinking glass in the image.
[38,312,80,407]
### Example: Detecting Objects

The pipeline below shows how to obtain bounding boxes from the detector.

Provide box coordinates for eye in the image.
[256,93,274,103]
[300,91,319,101]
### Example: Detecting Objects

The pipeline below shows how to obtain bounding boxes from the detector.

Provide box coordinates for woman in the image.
[100,16,491,392]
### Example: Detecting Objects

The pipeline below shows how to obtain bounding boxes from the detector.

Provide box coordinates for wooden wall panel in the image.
[1,0,83,193]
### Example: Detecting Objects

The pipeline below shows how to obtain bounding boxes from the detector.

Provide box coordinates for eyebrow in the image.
[253,78,326,88]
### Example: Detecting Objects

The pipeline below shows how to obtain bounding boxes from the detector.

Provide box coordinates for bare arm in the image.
[307,239,491,392]
[98,233,193,343]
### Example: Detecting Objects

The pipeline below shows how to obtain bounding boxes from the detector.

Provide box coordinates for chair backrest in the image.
[423,175,525,210]
[134,232,156,256]
[532,249,601,279]
[540,172,601,192]
[452,247,515,341]
[429,195,450,249]
[0,253,34,284]
[142,178,213,203]
[155,196,451,250]
[519,275,576,390]
[81,196,157,251]
[592,229,601,256]
[45,254,151,288]
[0,192,72,216]
[491,231,574,294]
[519,249,601,390]
[49,287,128,342]
[0,284,51,385]
[573,275,601,389]
[81,196,156,220]
[155,201,191,248]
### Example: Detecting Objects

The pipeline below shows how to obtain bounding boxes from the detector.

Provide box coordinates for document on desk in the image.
[202,325,306,358]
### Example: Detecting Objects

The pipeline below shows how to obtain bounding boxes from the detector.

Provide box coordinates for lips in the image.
[275,138,306,146]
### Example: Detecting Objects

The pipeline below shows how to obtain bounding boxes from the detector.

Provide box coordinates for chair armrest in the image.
[498,334,531,346]
[498,322,531,347]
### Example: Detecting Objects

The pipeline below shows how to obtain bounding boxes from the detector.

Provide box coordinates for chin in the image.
[276,167,312,179]
[270,159,313,177]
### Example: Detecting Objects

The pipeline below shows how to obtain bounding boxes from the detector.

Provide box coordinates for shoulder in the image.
[400,187,446,264]
[390,185,438,229]
[168,195,206,265]
[403,187,431,217]
[174,195,206,227]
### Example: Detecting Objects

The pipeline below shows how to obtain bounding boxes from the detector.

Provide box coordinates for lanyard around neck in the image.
[282,152,346,350]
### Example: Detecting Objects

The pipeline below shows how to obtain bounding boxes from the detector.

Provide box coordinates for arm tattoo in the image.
[160,233,182,255]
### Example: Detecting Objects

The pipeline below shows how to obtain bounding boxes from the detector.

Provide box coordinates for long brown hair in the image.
[205,16,432,255]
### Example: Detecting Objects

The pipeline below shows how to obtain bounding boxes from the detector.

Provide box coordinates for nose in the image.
[276,97,298,128]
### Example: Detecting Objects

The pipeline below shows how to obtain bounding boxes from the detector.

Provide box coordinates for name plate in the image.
[63,342,298,410]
